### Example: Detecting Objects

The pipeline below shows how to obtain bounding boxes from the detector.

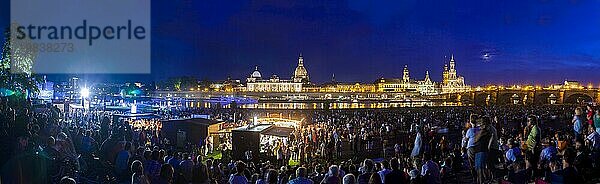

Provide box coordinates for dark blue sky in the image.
[2,0,600,85]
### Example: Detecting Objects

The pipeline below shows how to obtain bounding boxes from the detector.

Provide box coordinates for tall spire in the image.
[293,52,309,83]
[448,54,457,79]
[449,54,456,71]
[298,53,304,66]
[403,64,410,83]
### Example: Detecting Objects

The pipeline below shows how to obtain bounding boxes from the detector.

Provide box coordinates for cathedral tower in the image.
[293,53,310,83]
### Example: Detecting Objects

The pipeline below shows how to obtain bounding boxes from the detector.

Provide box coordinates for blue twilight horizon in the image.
[1,0,600,86]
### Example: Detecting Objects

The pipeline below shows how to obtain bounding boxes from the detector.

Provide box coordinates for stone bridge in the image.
[153,89,600,106]
[452,89,600,106]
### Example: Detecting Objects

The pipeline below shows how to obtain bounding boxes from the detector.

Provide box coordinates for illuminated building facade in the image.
[239,53,471,94]
[375,65,439,95]
[417,71,438,95]
[441,55,471,93]
[246,65,303,92]
[319,82,377,93]
[293,53,310,84]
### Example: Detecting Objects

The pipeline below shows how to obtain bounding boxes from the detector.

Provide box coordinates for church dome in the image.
[250,66,262,79]
[293,53,309,83]
[294,66,308,78]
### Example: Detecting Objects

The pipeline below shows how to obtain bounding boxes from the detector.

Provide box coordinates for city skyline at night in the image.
[1,0,599,86]
[3,2,600,183]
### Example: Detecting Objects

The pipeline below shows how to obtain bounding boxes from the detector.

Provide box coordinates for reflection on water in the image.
[171,100,463,109]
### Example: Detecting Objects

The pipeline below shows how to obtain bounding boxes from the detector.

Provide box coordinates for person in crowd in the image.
[525,116,541,155]
[462,114,480,177]
[562,148,583,183]
[574,138,592,178]
[115,141,132,181]
[168,152,182,172]
[368,172,382,184]
[145,150,163,181]
[265,169,279,184]
[594,108,600,134]
[587,125,600,172]
[289,167,313,184]
[321,165,341,184]
[408,159,421,183]
[179,153,194,182]
[420,154,441,184]
[375,161,389,184]
[574,107,585,139]
[411,128,422,158]
[486,117,499,182]
[131,160,150,184]
[548,158,563,183]
[587,126,600,150]
[539,139,557,164]
[80,130,96,155]
[439,157,452,182]
[59,176,76,184]
[587,105,594,127]
[192,155,210,184]
[155,164,174,184]
[384,158,408,184]
[505,138,521,165]
[472,116,492,184]
[229,161,249,184]
[342,174,355,184]
[357,159,375,184]
[5,99,600,184]
[506,159,527,184]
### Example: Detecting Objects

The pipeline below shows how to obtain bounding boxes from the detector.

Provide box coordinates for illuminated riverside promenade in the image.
[152,54,600,108]
[152,81,600,108]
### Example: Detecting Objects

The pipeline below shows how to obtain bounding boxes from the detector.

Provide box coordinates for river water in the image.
[163,100,464,109]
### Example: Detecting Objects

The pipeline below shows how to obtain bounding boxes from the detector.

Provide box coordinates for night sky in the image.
[1,0,600,85]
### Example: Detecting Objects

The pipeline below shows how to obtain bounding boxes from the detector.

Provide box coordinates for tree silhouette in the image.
[0,25,42,98]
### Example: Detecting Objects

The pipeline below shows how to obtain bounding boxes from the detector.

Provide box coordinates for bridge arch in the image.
[534,93,558,105]
[564,93,593,104]
[497,93,524,105]
[474,92,493,106]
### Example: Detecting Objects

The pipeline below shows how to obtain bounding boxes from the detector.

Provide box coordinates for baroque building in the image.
[417,71,438,95]
[375,55,471,95]
[441,55,470,93]
[246,66,302,92]
[246,53,308,92]
[375,65,437,95]
[292,53,310,84]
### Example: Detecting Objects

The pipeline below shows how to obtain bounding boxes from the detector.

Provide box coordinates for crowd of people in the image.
[0,96,599,184]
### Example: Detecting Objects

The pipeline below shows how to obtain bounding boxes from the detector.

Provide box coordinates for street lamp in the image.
[81,87,90,108]
[81,87,90,98]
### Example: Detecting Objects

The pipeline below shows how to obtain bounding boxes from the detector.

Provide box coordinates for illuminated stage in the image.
[231,116,302,161]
